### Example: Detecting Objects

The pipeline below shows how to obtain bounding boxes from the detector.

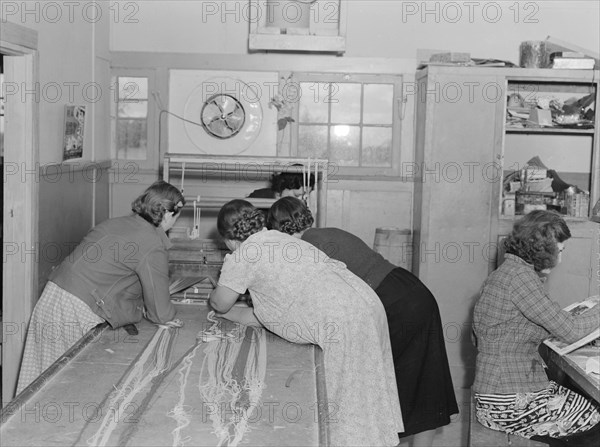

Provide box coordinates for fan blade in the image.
[202,103,221,121]
[209,98,224,114]
[219,96,238,115]
[225,115,244,129]
[208,119,229,137]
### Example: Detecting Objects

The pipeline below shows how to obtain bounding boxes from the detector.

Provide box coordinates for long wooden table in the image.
[0,302,328,446]
[539,343,600,403]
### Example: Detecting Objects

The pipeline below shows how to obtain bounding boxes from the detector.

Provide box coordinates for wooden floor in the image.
[0,302,326,446]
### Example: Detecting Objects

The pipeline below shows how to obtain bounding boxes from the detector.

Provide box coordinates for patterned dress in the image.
[217,229,403,446]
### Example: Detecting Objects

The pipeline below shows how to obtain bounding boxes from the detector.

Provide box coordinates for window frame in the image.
[110,68,158,171]
[288,72,403,178]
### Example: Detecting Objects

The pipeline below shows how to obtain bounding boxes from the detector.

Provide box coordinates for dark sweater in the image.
[49,215,176,328]
[247,188,276,199]
[302,228,395,289]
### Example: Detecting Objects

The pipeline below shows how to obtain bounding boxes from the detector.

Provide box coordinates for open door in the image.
[1,22,39,405]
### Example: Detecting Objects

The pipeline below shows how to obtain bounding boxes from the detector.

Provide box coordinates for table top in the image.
[540,343,600,403]
[1,302,327,447]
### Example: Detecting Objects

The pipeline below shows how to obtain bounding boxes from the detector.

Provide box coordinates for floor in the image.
[398,387,470,447]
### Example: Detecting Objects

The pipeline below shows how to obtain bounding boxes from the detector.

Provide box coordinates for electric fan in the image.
[200,94,246,139]
[183,77,264,155]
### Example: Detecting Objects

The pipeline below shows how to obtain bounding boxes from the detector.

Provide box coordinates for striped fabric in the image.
[475,381,600,439]
[16,281,104,394]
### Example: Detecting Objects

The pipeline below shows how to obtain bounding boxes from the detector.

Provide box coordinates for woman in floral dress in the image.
[209,199,403,446]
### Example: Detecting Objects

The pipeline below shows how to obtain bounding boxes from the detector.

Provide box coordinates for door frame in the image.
[1,21,39,404]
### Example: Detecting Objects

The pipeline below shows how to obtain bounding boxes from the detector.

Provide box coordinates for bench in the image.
[469,390,547,446]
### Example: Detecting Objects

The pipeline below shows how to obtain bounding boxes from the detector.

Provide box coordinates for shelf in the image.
[177,196,276,210]
[248,0,346,53]
[502,74,598,221]
[505,127,595,135]
[249,34,346,53]
[500,215,592,222]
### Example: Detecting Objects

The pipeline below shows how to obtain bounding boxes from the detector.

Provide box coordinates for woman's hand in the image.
[213,304,263,327]
[209,284,242,313]
[158,318,184,329]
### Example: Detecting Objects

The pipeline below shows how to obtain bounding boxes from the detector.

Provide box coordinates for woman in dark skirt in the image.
[267,196,458,447]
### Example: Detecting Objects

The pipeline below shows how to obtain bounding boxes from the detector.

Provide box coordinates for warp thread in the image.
[168,311,267,447]
[85,324,179,447]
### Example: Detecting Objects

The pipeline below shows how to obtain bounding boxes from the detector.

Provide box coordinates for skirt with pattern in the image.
[16,281,104,394]
[475,381,600,439]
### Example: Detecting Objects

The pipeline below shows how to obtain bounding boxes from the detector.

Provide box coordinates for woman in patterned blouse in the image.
[472,210,600,446]
[209,199,403,446]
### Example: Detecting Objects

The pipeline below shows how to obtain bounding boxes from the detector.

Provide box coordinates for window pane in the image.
[330,83,361,124]
[330,125,360,166]
[118,77,148,100]
[299,82,329,123]
[363,84,394,125]
[117,119,147,160]
[118,101,147,118]
[298,125,328,159]
[362,127,392,167]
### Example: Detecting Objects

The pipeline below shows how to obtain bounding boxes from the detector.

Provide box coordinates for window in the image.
[111,69,159,171]
[289,73,403,176]
[112,75,148,160]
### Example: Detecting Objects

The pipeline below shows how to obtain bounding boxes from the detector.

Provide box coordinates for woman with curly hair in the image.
[210,199,403,447]
[268,196,458,447]
[17,180,185,394]
[473,210,600,446]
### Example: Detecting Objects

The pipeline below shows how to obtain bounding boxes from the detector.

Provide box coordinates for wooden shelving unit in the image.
[412,65,600,388]
[501,74,598,220]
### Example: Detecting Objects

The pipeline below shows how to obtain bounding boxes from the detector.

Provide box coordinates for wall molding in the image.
[110,51,418,75]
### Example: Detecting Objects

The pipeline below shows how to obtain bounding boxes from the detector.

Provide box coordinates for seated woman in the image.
[247,168,315,201]
[267,196,459,447]
[209,199,403,447]
[473,210,600,446]
[17,180,185,394]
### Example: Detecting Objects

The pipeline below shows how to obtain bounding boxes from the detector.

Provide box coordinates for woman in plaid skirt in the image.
[17,181,184,394]
[472,210,600,446]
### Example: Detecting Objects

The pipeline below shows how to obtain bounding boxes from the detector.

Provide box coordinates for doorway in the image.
[1,23,39,405]
[1,53,5,405]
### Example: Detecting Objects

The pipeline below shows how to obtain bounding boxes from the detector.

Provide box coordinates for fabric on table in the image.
[16,281,104,394]
[217,229,403,446]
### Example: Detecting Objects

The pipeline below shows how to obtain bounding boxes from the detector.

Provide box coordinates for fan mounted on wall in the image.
[182,76,264,155]
[200,93,246,139]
